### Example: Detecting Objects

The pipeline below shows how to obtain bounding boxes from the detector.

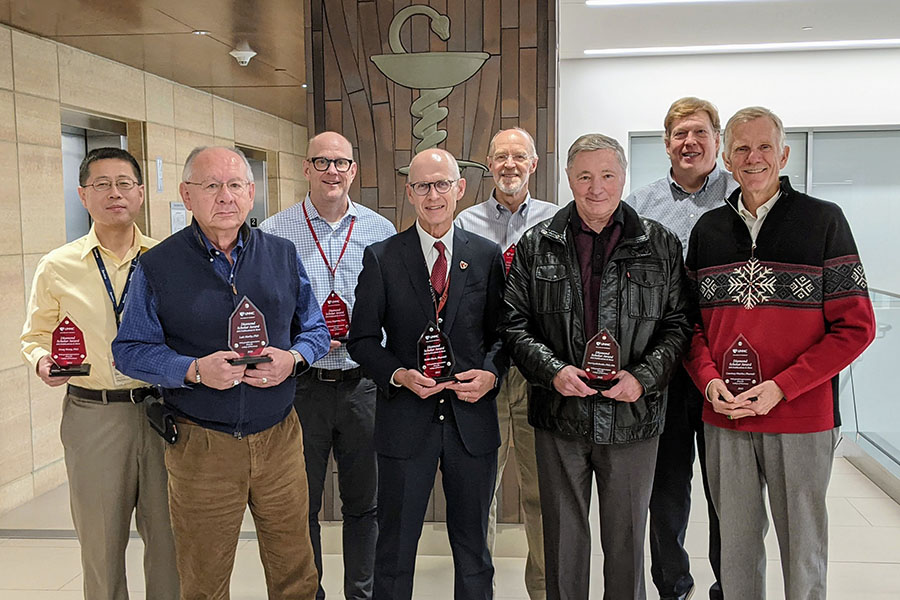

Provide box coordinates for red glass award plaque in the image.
[322,290,350,340]
[582,329,620,390]
[49,315,91,376]
[228,296,273,365]
[722,334,761,395]
[503,244,516,275]
[417,322,456,382]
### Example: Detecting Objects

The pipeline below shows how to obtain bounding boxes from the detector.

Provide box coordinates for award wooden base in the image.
[49,363,92,377]
[228,355,273,366]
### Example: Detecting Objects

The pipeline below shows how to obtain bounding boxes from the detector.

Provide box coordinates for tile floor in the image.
[1,457,899,599]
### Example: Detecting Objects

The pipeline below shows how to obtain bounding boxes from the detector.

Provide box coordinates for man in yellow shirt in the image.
[21,147,178,600]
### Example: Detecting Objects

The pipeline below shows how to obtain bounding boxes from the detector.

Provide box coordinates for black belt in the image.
[67,384,154,404]
[308,367,364,383]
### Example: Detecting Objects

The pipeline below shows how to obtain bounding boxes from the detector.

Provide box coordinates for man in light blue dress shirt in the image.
[260,132,396,600]
[455,127,559,600]
[625,97,738,600]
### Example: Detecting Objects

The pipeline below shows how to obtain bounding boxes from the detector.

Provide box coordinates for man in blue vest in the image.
[113,146,331,599]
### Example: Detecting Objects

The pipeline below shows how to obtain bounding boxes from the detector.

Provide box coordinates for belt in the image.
[308,367,364,383]
[67,384,154,404]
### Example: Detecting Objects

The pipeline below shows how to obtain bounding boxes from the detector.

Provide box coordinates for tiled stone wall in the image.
[0,24,309,514]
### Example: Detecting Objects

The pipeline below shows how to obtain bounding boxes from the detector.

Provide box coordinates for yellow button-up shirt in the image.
[21,224,158,390]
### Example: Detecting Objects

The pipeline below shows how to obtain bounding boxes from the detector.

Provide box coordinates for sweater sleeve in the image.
[772,210,875,400]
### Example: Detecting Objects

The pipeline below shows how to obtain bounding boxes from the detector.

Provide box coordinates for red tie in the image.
[431,241,447,295]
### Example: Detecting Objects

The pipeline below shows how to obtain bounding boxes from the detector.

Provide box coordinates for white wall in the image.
[557,48,900,201]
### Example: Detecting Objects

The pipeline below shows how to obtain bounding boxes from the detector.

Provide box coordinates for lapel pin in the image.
[459,261,469,270]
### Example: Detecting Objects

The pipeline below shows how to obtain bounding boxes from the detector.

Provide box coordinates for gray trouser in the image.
[535,428,658,600]
[487,367,545,600]
[704,424,839,600]
[61,392,179,600]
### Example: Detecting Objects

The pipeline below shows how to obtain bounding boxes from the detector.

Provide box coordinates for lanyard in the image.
[92,247,140,329]
[303,202,355,281]
[428,276,450,324]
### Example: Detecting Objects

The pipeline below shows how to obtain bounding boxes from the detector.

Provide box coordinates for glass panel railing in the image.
[845,289,900,469]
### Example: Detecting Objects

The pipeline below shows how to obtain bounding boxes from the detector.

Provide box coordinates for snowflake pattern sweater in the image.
[685,177,876,434]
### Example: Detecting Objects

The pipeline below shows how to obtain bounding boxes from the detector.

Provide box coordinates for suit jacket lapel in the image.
[441,227,470,333]
[400,225,438,324]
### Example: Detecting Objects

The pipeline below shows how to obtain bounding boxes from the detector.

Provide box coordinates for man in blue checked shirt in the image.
[454,127,559,600]
[625,97,738,600]
[260,131,396,600]
[113,146,331,599]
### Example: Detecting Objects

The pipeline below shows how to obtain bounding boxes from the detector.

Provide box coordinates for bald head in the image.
[307,131,353,158]
[304,131,358,210]
[408,148,461,181]
[406,149,465,238]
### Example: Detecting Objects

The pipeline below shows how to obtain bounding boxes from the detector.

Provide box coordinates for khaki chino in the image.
[61,392,179,600]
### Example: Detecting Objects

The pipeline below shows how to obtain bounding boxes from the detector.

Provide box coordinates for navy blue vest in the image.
[139,223,300,436]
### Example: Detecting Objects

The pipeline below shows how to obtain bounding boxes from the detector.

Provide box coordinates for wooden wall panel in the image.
[307,0,558,523]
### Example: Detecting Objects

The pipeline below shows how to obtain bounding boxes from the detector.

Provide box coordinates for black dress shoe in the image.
[661,585,695,600]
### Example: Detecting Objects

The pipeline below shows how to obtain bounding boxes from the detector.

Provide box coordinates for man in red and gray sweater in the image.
[684,106,875,600]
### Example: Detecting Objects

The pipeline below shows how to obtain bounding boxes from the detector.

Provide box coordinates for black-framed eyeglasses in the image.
[83,178,140,192]
[408,179,458,196]
[184,179,251,196]
[308,156,354,172]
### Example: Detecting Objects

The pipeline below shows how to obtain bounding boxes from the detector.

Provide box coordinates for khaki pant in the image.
[487,367,545,599]
[165,410,317,600]
[60,392,179,600]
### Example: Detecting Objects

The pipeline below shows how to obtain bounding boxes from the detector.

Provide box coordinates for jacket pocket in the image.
[626,264,665,320]
[534,263,572,313]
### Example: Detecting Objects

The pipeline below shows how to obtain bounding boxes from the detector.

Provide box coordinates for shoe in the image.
[661,585,695,600]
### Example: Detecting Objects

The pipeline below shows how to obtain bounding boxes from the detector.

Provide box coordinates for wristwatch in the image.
[289,350,307,377]
[193,358,201,384]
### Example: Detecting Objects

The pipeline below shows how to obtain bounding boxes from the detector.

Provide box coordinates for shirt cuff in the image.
[704,380,714,401]
[172,355,198,389]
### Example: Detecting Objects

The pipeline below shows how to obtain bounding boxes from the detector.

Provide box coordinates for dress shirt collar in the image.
[738,189,781,222]
[569,201,625,235]
[667,167,715,196]
[416,220,454,260]
[489,190,533,217]
[303,195,358,226]
[80,223,151,262]
[192,220,247,258]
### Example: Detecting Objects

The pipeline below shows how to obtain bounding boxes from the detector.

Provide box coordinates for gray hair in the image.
[182,146,255,183]
[488,127,537,158]
[723,107,786,160]
[566,133,627,171]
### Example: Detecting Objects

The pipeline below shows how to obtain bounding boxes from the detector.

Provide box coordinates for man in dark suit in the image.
[348,148,506,600]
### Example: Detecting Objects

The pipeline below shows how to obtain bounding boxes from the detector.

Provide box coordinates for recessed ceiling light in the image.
[586,0,751,6]
[584,38,900,57]
[191,30,210,36]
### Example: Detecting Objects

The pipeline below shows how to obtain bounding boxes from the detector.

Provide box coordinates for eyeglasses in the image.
[83,178,140,192]
[408,179,458,196]
[490,153,533,164]
[184,179,251,196]
[308,157,354,172]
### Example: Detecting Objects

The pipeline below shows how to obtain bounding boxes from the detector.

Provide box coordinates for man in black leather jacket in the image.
[499,133,692,600]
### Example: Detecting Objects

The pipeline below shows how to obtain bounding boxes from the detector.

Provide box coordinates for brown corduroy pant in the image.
[165,410,318,600]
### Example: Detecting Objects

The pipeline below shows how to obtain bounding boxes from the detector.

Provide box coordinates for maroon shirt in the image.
[570,205,624,341]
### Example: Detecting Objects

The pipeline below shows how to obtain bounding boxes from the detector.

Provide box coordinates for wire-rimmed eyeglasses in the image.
[408,179,458,196]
